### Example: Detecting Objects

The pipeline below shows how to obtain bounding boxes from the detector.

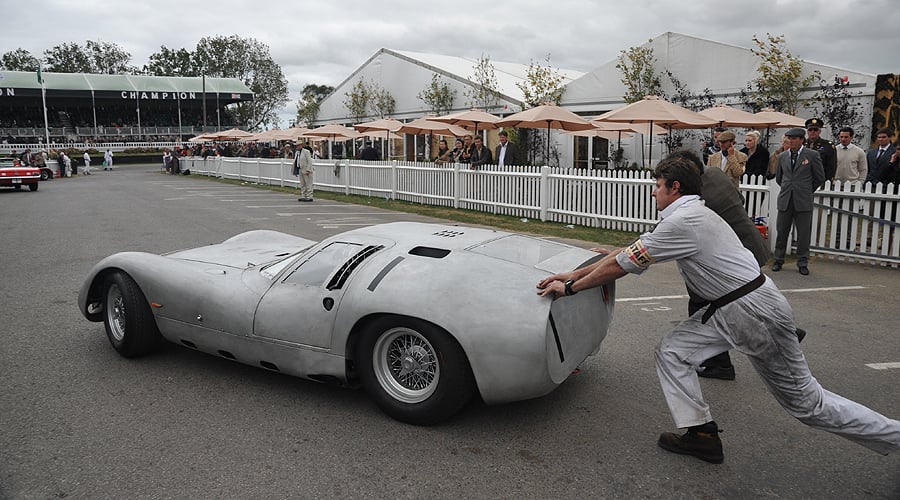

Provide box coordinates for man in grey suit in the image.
[773,128,826,275]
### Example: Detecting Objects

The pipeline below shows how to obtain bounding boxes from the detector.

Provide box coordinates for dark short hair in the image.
[654,153,703,196]
[876,128,894,137]
[498,130,509,137]
[474,136,483,142]
[838,127,854,136]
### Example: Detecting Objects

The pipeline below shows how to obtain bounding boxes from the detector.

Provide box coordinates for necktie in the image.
[790,151,797,168]
[842,145,848,150]
[876,148,885,160]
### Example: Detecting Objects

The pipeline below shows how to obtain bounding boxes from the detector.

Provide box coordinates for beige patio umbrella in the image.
[209,127,254,141]
[754,108,806,147]
[588,119,669,136]
[188,132,216,142]
[754,108,806,128]
[494,104,595,163]
[360,130,402,140]
[431,108,501,136]
[396,117,469,161]
[594,96,719,166]
[577,121,668,165]
[277,127,311,142]
[396,117,470,137]
[302,124,363,158]
[699,103,779,128]
[354,118,404,159]
[246,129,283,141]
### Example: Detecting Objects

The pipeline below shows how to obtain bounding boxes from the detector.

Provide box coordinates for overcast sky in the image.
[3,0,899,126]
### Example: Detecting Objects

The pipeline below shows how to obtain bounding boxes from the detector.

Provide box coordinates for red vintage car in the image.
[0,159,41,191]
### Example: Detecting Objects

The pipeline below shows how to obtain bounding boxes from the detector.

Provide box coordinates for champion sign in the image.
[120,91,198,100]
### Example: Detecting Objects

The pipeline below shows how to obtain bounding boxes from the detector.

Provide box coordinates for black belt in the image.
[693,274,766,324]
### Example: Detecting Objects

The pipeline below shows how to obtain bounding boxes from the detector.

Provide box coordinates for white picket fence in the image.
[180,156,900,267]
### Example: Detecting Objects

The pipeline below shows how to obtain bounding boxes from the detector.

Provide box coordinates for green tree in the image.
[0,48,40,72]
[85,40,133,74]
[465,54,501,111]
[417,73,456,116]
[295,84,334,126]
[661,70,717,152]
[516,55,566,107]
[369,84,396,119]
[814,76,866,141]
[43,41,133,74]
[616,41,663,103]
[343,79,371,122]
[194,35,289,130]
[144,46,197,76]
[747,33,819,115]
[43,42,93,73]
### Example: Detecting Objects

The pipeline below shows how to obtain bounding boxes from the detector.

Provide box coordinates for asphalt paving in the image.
[1,165,898,499]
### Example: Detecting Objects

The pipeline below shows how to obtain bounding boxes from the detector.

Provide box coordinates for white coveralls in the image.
[615,195,900,455]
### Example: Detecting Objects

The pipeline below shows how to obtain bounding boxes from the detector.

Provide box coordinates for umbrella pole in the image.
[647,120,653,169]
[616,131,622,169]
[546,122,550,166]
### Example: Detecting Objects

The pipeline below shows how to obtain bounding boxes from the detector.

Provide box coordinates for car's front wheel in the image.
[102,271,161,357]
[28,183,38,191]
[358,317,475,425]
[40,170,50,180]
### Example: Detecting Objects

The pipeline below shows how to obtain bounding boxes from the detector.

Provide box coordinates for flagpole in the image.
[39,65,49,146]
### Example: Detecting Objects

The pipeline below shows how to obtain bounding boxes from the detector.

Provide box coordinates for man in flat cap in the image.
[772,127,825,275]
[804,118,836,183]
[706,130,747,189]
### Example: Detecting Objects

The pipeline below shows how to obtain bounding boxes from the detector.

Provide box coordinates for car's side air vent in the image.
[433,229,464,237]
[327,245,384,290]
[409,246,450,258]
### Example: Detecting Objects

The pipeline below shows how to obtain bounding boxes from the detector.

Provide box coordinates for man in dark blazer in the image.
[469,135,492,169]
[494,130,521,167]
[773,128,826,275]
[866,128,899,185]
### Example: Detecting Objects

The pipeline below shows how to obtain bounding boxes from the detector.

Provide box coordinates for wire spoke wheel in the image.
[106,283,127,342]
[372,327,439,404]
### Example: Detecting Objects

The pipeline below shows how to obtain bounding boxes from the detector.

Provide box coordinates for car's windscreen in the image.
[282,242,363,286]
[259,251,304,280]
[468,235,570,266]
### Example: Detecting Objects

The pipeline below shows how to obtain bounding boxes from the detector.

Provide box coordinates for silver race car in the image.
[79,222,615,425]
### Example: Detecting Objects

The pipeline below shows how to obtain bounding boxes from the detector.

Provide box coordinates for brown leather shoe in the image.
[658,422,724,464]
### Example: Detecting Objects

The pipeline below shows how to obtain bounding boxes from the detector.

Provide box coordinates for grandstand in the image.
[0,70,253,144]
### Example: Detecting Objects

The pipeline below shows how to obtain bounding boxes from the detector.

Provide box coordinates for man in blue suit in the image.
[772,128,826,275]
[866,128,898,185]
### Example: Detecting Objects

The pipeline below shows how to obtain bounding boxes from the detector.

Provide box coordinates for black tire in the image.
[40,170,49,181]
[29,183,38,191]
[14,184,21,191]
[102,272,162,357]
[357,316,475,425]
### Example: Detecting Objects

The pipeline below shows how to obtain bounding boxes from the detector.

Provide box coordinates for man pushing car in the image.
[536,153,900,464]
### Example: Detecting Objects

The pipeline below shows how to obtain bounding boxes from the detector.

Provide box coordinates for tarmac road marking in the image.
[865,362,900,370]
[617,285,868,303]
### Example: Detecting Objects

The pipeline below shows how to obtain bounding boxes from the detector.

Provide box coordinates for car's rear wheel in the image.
[40,170,49,180]
[358,317,474,425]
[103,271,161,357]
[14,185,21,190]
[28,183,38,191]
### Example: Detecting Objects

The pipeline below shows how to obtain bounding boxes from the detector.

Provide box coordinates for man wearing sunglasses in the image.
[804,118,837,183]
